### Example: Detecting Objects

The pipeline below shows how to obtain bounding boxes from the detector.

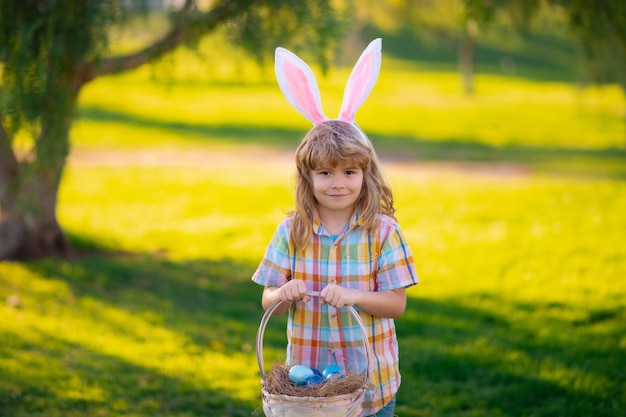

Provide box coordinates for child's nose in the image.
[331,177,344,188]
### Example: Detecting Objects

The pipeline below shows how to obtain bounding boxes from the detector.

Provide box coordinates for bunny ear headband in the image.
[275,38,382,136]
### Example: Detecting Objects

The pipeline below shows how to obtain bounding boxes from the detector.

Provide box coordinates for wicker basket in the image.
[256,291,372,417]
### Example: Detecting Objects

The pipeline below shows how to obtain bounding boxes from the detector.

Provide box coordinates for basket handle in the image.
[256,290,372,381]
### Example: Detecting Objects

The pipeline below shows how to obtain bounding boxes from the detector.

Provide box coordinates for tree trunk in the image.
[459,37,475,95]
[0,79,78,261]
[459,18,478,96]
[0,164,75,260]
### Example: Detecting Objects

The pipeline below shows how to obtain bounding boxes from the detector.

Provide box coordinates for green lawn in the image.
[1,49,625,416]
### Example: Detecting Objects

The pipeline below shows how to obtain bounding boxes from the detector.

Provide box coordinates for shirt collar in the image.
[312,211,362,236]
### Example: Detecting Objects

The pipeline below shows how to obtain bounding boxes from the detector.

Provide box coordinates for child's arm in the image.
[261,280,312,314]
[320,284,407,318]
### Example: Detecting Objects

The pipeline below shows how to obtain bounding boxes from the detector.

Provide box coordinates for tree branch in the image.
[79,0,250,86]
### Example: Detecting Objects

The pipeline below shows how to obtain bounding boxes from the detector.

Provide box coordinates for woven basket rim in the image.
[262,386,367,402]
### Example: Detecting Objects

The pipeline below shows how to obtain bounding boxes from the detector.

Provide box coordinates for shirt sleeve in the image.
[376,219,419,291]
[251,219,292,288]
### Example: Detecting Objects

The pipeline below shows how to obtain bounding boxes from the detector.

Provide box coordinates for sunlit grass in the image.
[56,159,626,308]
[2,147,618,416]
[59,152,294,259]
[388,168,625,307]
[1,259,263,416]
[76,55,625,151]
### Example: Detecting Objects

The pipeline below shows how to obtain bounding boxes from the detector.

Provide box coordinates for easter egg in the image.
[322,364,343,379]
[288,365,314,385]
[311,368,323,377]
[325,372,344,382]
[304,375,324,386]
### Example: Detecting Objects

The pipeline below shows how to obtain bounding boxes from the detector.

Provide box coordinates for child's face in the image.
[310,160,364,218]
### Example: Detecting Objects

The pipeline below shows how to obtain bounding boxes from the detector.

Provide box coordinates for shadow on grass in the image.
[2,236,624,416]
[373,133,626,181]
[0,331,252,416]
[77,106,626,181]
[396,295,625,416]
[76,106,303,149]
[0,241,283,417]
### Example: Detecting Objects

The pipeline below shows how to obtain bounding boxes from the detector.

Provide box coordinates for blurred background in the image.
[1,1,624,416]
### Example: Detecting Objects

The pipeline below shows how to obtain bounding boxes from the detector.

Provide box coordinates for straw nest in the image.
[263,364,368,397]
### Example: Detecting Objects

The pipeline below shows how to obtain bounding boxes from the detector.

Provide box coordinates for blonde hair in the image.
[289,120,395,251]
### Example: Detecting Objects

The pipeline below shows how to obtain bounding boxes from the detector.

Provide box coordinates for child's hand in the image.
[320,284,358,309]
[279,280,310,303]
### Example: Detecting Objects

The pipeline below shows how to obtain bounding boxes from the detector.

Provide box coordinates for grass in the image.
[1,35,626,416]
[75,62,625,150]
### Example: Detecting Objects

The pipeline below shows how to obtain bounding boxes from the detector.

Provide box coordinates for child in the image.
[252,39,418,417]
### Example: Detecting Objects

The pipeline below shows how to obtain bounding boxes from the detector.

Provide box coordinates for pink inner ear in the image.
[339,53,374,123]
[284,61,325,125]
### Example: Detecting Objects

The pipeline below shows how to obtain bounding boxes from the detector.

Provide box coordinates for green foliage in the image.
[464,0,541,27]
[557,0,626,88]
[227,0,349,73]
[463,0,626,87]
[355,0,584,82]
[362,0,625,88]
[0,0,121,133]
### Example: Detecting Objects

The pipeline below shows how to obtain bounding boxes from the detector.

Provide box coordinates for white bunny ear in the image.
[338,38,382,124]
[275,47,327,125]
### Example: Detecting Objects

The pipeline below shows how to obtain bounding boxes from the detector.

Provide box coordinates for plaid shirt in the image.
[252,212,418,415]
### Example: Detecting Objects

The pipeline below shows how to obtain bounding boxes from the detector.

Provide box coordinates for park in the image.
[1,1,625,416]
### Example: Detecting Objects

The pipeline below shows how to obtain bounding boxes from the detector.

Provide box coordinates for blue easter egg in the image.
[311,368,323,377]
[325,372,344,382]
[288,365,314,385]
[304,375,325,386]
[322,364,343,379]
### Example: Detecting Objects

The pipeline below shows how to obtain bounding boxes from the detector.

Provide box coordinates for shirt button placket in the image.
[329,241,337,285]
[327,240,342,363]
